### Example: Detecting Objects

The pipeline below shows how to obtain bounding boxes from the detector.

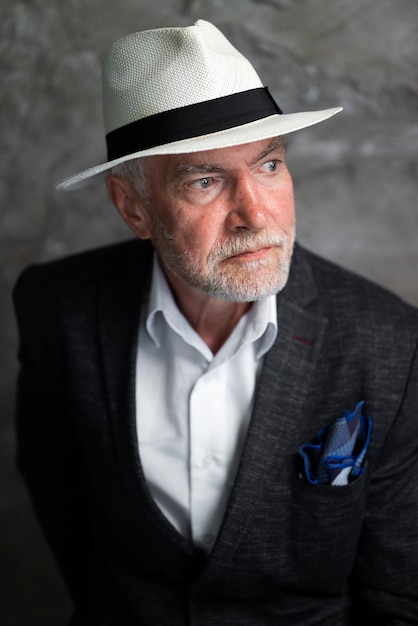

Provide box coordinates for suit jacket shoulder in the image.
[13,238,153,312]
[12,238,154,386]
[289,243,418,334]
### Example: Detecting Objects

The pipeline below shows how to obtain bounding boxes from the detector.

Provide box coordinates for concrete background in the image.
[1,0,417,623]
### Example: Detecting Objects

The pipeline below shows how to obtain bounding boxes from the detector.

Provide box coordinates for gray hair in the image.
[111,157,149,203]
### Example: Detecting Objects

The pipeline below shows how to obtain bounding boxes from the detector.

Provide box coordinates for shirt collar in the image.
[241,287,278,359]
[146,253,277,359]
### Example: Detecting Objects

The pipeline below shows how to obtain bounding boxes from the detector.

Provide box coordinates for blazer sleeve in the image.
[13,266,90,607]
[351,340,418,621]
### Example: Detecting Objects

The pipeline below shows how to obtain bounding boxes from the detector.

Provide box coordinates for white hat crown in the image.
[103,20,263,134]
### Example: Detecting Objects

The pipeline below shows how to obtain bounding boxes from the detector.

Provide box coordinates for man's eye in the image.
[264,160,278,172]
[190,177,212,190]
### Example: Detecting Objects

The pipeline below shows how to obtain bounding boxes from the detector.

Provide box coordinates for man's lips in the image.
[226,245,277,261]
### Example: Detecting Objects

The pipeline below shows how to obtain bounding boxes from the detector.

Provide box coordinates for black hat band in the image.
[106,87,282,161]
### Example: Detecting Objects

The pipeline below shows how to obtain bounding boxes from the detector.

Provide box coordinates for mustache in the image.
[208,231,288,262]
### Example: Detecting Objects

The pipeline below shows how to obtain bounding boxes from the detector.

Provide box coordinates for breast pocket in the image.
[288,468,368,591]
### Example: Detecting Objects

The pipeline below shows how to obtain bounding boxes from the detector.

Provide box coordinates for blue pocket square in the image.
[299,401,372,486]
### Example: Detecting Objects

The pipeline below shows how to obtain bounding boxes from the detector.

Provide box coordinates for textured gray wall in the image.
[1,0,417,623]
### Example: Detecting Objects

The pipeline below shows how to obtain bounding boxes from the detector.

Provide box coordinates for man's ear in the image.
[105,175,151,240]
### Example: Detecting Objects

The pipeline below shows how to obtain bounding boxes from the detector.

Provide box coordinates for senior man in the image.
[13,19,418,625]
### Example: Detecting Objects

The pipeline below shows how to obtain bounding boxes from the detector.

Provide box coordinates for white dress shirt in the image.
[136,255,277,552]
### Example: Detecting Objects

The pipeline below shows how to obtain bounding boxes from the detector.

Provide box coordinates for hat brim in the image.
[55,107,342,190]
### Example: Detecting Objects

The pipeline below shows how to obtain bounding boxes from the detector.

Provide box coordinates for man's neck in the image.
[162,266,252,355]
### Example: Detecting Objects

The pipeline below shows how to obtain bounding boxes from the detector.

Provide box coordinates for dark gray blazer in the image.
[13,240,418,625]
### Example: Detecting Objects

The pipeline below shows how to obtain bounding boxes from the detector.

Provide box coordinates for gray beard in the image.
[154,222,295,303]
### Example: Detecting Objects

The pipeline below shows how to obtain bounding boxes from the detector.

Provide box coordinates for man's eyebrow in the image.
[172,162,224,180]
[253,137,287,164]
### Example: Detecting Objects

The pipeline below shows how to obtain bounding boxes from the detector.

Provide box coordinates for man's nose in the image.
[225,174,268,231]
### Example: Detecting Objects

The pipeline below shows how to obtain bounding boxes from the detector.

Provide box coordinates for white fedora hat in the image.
[55,19,342,190]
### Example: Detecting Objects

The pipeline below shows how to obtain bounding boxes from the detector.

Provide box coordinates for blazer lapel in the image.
[98,242,151,484]
[206,245,329,569]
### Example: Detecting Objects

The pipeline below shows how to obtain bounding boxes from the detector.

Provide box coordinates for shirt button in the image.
[202,455,213,469]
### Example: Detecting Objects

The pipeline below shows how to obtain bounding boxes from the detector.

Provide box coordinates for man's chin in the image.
[197,269,291,302]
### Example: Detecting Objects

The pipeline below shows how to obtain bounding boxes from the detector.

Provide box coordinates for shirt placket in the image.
[189,364,228,551]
